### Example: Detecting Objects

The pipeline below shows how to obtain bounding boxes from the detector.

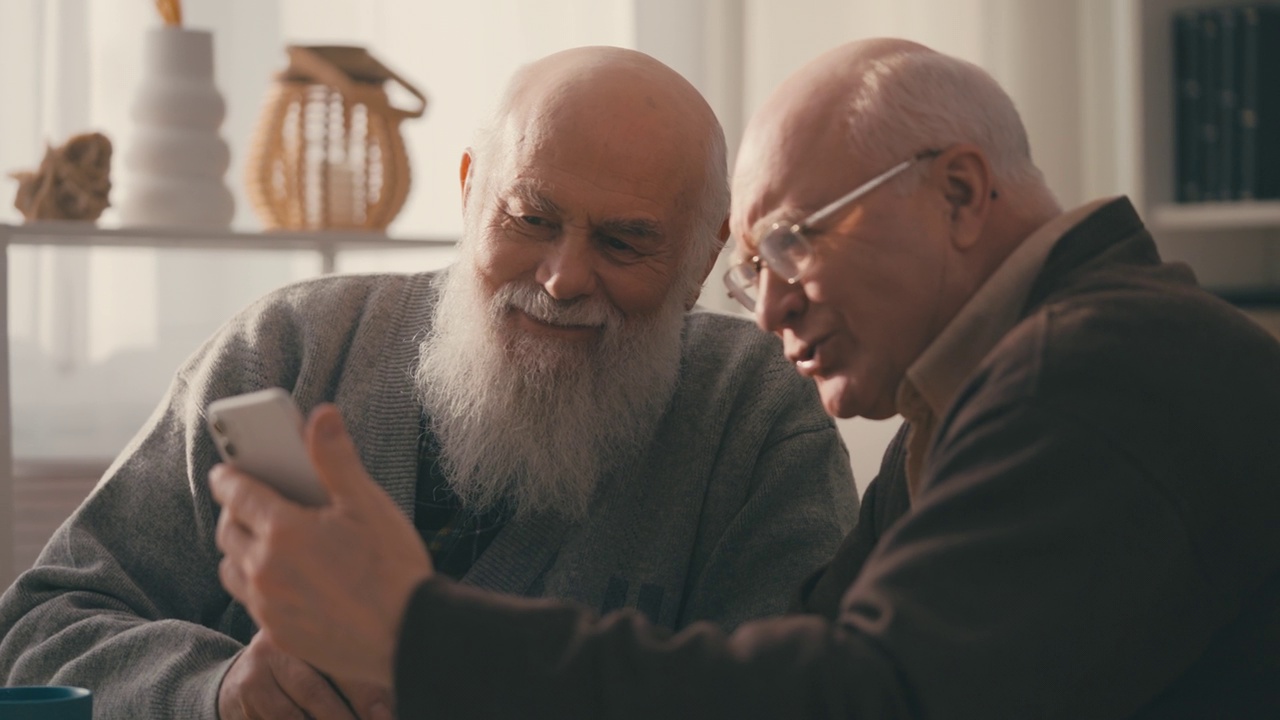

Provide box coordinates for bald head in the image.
[470,46,729,262]
[734,38,1057,241]
[502,46,711,138]
[729,39,1064,420]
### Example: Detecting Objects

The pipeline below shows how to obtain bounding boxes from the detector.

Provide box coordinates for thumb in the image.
[304,404,372,502]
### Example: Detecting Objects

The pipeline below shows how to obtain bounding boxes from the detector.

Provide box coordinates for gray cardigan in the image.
[0,271,857,718]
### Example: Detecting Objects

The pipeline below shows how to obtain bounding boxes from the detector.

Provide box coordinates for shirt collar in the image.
[899,196,1120,419]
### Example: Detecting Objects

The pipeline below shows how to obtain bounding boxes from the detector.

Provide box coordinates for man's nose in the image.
[536,235,597,301]
[755,267,806,333]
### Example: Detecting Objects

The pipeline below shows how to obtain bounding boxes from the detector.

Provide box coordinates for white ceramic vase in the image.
[118,27,235,229]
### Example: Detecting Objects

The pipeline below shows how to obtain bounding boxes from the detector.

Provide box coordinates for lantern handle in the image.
[382,67,428,120]
[283,46,428,120]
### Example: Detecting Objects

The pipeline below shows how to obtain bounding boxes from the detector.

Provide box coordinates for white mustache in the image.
[497,283,621,329]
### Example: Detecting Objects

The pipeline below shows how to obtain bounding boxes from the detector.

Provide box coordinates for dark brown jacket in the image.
[394,198,1280,719]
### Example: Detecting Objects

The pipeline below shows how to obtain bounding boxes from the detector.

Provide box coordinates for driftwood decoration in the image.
[244,45,427,231]
[10,132,113,222]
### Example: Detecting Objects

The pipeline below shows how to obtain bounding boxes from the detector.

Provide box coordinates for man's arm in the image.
[390,394,1234,719]
[210,404,910,717]
[396,577,915,720]
[1,273,422,718]
[0,378,246,719]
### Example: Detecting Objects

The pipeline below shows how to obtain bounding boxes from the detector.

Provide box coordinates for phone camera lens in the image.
[223,442,236,457]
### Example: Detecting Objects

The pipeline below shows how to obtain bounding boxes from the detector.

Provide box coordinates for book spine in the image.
[1219,7,1241,200]
[1200,10,1223,201]
[1260,7,1280,199]
[1239,6,1261,200]
[1175,10,1203,203]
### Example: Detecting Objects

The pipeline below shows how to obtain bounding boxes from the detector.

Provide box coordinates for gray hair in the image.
[690,121,730,260]
[843,47,1053,204]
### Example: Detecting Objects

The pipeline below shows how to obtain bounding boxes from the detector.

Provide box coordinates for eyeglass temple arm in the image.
[803,150,942,229]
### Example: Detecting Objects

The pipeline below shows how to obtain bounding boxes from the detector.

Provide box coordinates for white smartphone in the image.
[206,387,329,507]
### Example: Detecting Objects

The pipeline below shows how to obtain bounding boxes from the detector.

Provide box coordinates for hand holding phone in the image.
[207,388,329,507]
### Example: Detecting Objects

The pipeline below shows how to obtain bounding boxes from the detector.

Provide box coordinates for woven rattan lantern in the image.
[245,45,427,231]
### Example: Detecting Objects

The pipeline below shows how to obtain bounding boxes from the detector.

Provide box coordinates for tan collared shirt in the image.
[895,197,1119,500]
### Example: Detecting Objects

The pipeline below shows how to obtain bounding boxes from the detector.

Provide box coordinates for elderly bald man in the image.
[211,37,1280,718]
[0,47,857,719]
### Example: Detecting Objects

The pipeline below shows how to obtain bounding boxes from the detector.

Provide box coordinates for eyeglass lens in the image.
[725,262,759,310]
[760,227,811,282]
[724,227,812,311]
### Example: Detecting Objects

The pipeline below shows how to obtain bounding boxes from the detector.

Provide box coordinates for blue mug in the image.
[0,686,92,719]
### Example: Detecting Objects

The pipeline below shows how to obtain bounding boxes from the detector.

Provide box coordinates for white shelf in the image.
[1150,201,1280,231]
[1,221,453,251]
[1,221,456,276]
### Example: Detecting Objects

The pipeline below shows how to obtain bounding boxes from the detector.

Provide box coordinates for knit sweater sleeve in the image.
[0,274,403,718]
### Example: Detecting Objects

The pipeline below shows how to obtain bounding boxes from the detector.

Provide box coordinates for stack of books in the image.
[1173,5,1280,203]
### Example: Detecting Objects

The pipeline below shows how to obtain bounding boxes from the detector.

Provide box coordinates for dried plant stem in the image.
[154,0,183,27]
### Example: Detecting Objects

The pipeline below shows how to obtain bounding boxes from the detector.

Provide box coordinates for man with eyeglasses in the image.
[210,38,1280,717]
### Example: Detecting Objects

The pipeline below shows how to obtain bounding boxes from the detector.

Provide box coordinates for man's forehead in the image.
[504,117,697,193]
[501,177,671,234]
[732,81,861,209]
[730,154,781,247]
[504,178,556,205]
[729,167,825,258]
[732,125,836,244]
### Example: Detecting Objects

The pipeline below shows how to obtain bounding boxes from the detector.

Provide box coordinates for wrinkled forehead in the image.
[730,111,853,258]
[492,93,709,222]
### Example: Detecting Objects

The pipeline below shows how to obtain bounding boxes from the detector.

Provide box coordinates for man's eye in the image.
[772,231,801,253]
[600,235,636,253]
[521,215,549,227]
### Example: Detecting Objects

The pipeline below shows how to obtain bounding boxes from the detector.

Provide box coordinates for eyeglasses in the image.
[723,149,943,311]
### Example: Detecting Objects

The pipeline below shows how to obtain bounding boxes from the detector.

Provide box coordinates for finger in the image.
[240,676,307,720]
[215,494,257,554]
[218,556,252,609]
[270,650,358,720]
[304,405,375,503]
[224,641,307,720]
[208,462,254,509]
[336,680,395,720]
[214,476,267,610]
[210,463,301,534]
[217,538,270,622]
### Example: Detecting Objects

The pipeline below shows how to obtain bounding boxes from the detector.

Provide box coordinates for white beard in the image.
[414,262,687,521]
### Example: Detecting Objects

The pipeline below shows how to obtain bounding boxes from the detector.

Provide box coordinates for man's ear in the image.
[707,215,730,274]
[459,149,475,211]
[716,215,731,243]
[684,216,732,310]
[938,144,994,251]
